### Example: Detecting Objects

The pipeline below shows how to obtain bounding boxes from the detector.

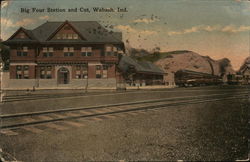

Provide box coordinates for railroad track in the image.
[0,92,248,132]
[2,92,106,102]
[2,87,249,102]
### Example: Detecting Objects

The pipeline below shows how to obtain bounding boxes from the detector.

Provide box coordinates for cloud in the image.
[1,0,11,9]
[1,18,36,28]
[115,25,137,33]
[1,18,15,28]
[167,25,250,36]
[221,25,250,32]
[133,18,159,24]
[140,30,157,35]
[115,25,156,36]
[39,15,50,20]
[15,18,36,26]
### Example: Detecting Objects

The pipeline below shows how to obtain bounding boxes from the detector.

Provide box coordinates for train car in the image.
[227,74,244,85]
[175,69,223,87]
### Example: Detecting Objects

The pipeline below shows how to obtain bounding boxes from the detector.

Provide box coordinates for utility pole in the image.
[0,48,3,102]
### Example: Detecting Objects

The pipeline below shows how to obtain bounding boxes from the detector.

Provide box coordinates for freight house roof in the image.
[118,55,165,75]
[4,20,123,45]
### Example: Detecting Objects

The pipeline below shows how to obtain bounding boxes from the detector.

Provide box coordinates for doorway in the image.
[58,67,69,84]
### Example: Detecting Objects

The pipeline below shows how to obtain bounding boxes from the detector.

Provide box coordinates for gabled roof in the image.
[4,21,123,44]
[6,27,39,43]
[118,55,164,75]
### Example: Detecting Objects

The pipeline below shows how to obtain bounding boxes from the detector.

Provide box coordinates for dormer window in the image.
[20,32,25,39]
[56,34,61,39]
[81,47,92,56]
[68,34,73,39]
[62,34,67,39]
[56,33,78,40]
[73,34,78,39]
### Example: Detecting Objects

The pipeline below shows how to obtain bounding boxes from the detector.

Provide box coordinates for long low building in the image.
[118,55,165,87]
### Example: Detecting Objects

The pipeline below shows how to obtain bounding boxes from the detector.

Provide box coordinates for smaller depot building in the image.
[118,55,165,87]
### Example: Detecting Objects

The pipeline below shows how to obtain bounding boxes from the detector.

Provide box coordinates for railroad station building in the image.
[2,20,125,89]
[2,20,166,90]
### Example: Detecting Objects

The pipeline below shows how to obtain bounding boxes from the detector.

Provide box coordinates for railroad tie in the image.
[45,123,68,131]
[37,115,54,120]
[112,113,127,117]
[125,112,139,116]
[23,117,37,122]
[103,115,117,119]
[23,126,43,134]
[89,117,103,121]
[51,114,67,118]
[93,109,109,114]
[65,112,80,117]
[63,121,85,127]
[0,129,18,136]
[78,110,94,115]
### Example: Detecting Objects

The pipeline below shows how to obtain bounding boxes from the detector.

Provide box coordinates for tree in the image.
[0,43,10,71]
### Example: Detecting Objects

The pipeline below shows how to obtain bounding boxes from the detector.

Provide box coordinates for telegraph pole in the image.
[0,48,3,102]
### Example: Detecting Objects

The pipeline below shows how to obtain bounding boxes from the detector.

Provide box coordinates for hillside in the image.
[239,56,250,72]
[133,50,235,76]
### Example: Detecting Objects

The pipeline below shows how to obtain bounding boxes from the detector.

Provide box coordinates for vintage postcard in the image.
[0,0,249,161]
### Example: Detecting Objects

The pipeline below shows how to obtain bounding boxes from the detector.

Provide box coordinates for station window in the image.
[81,47,92,56]
[75,64,88,79]
[102,65,108,78]
[16,47,28,56]
[96,65,102,78]
[42,47,53,57]
[105,45,119,56]
[40,66,52,79]
[105,46,112,56]
[64,47,74,56]
[16,65,29,79]
[23,66,29,79]
[46,66,52,79]
[16,66,22,79]
[113,46,118,56]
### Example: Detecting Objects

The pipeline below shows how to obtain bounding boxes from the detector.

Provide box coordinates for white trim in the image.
[10,63,37,65]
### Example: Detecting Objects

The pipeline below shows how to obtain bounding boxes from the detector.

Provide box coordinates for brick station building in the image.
[3,20,125,89]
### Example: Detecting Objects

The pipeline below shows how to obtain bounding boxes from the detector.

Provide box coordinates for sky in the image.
[1,0,250,70]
